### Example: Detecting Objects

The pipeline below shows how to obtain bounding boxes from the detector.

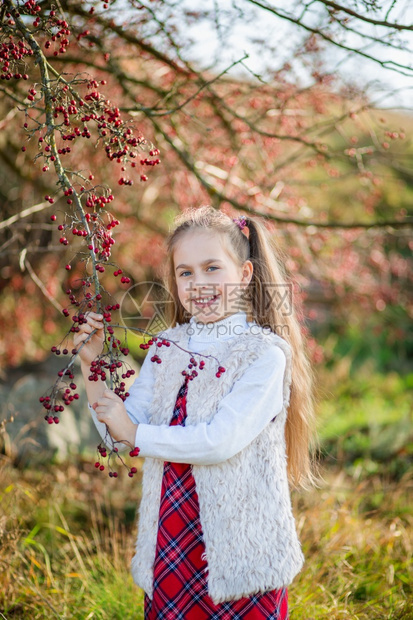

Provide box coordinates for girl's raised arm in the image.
[74,312,156,450]
[87,340,156,451]
[73,312,107,406]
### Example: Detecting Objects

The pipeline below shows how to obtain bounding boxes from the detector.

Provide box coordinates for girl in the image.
[74,206,317,619]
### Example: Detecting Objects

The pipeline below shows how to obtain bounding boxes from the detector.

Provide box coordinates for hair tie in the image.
[232,216,247,231]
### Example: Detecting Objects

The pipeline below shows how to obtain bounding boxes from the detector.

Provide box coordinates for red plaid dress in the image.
[144,378,289,620]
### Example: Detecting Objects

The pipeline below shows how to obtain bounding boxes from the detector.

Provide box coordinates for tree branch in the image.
[316,0,413,30]
[0,201,52,230]
[246,0,413,76]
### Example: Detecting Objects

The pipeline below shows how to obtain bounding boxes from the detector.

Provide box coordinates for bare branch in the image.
[23,257,64,312]
[316,0,413,30]
[0,201,53,230]
[149,114,413,229]
[245,0,413,76]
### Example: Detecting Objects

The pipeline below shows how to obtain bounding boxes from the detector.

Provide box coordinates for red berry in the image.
[95,462,100,468]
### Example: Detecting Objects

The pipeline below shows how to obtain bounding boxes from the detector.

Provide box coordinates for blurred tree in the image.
[0,0,412,370]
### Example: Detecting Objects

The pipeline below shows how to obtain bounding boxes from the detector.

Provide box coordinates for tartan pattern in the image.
[144,380,289,620]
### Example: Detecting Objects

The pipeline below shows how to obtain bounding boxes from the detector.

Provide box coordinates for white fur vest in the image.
[130,321,305,604]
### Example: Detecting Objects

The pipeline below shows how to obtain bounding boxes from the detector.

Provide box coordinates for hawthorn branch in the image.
[0,84,33,107]
[7,2,103,307]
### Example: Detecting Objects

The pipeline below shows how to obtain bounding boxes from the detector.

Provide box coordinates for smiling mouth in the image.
[192,294,220,307]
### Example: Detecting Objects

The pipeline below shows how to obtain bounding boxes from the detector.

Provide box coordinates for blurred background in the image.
[0,0,412,618]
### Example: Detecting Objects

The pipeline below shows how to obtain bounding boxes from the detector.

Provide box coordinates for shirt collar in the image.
[187,311,249,343]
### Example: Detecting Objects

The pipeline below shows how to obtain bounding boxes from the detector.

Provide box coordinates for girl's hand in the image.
[92,389,138,448]
[73,311,105,365]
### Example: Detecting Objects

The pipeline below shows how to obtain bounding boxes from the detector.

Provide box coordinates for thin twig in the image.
[0,201,52,230]
[23,258,64,313]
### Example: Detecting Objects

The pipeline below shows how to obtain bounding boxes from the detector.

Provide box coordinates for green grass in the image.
[315,361,413,483]
[0,365,412,618]
[0,460,411,619]
[289,471,412,619]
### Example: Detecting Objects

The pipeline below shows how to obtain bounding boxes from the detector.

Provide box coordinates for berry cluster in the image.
[95,444,110,473]
[87,358,134,402]
[51,207,125,273]
[15,25,159,195]
[181,355,200,381]
[143,343,227,381]
[94,442,140,478]
[1,37,33,82]
[39,365,78,424]
[40,284,136,428]
[181,356,226,381]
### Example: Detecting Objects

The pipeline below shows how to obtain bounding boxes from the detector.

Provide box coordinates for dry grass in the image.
[0,453,411,619]
[0,455,143,619]
[290,468,412,619]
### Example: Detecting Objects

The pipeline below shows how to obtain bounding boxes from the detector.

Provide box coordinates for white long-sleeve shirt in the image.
[88,311,286,465]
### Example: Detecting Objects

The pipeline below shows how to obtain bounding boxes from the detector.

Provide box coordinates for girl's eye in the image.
[179,266,218,277]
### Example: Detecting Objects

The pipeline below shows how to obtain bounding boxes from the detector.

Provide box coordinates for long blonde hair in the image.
[161,206,319,490]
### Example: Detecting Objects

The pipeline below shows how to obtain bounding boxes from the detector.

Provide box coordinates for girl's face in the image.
[173,230,253,324]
